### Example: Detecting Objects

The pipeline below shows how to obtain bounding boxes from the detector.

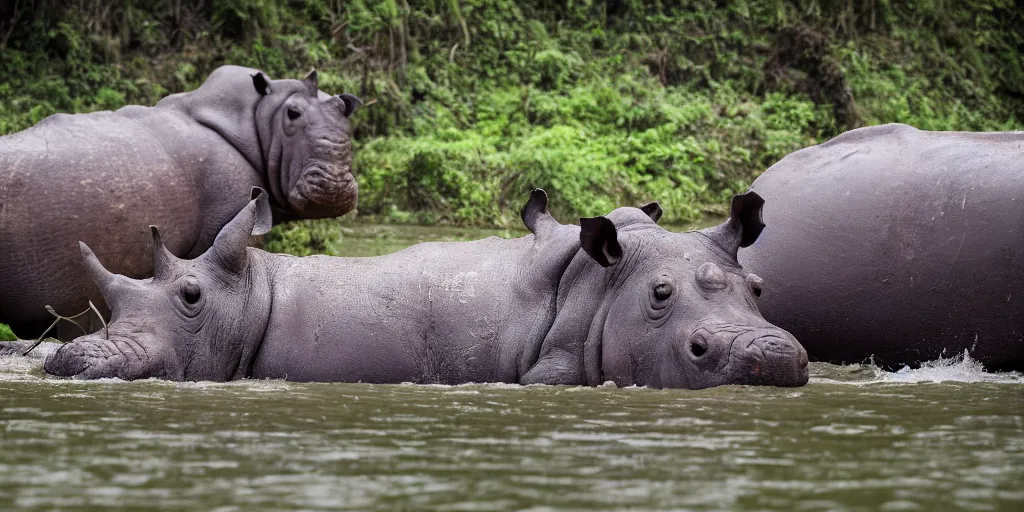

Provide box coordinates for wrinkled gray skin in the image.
[39,189,808,389]
[739,123,1024,370]
[0,65,361,338]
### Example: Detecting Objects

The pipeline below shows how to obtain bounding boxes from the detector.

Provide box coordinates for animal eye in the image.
[653,282,673,301]
[746,273,764,297]
[287,107,301,120]
[182,278,201,305]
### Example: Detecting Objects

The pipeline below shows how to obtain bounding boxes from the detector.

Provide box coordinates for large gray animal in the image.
[739,123,1024,370]
[39,190,808,388]
[0,65,362,338]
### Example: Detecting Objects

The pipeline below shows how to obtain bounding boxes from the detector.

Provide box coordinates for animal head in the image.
[44,190,275,381]
[252,69,362,219]
[523,190,808,389]
[581,192,807,388]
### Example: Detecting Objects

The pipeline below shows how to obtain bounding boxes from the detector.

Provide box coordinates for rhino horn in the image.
[303,68,318,96]
[204,188,272,274]
[520,189,559,238]
[79,242,128,303]
[149,226,181,281]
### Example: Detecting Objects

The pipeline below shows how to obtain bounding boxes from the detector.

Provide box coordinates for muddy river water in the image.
[0,224,1021,511]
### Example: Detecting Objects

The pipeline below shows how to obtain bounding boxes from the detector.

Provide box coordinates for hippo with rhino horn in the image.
[0,65,362,338]
[39,189,808,389]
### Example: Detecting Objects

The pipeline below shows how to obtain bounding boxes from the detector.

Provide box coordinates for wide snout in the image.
[727,328,809,387]
[288,134,358,218]
[669,323,809,389]
[43,332,180,381]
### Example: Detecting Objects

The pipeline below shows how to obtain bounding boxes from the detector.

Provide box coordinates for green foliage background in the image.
[1,0,1021,230]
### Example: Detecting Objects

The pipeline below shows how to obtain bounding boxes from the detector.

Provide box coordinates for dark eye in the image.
[654,282,673,301]
[182,278,201,305]
[746,273,764,297]
[287,107,301,120]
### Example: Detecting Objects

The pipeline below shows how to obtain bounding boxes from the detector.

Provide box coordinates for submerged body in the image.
[256,237,563,383]
[739,123,1024,370]
[0,66,361,337]
[42,190,808,389]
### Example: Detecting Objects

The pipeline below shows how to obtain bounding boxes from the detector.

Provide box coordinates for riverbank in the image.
[2,1,1021,229]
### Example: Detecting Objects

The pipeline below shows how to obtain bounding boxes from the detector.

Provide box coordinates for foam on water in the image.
[812,350,1023,385]
[2,344,1022,387]
[880,350,1022,384]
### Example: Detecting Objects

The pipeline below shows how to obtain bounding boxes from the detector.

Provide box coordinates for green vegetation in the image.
[0,323,16,341]
[2,0,1021,229]
[0,1,1021,340]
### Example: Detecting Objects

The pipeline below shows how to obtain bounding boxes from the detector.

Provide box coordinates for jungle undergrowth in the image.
[0,1,1020,233]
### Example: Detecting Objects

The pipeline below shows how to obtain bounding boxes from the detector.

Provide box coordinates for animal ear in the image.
[520,189,559,238]
[580,216,622,267]
[149,226,181,281]
[252,72,271,96]
[303,68,318,96]
[205,189,272,273]
[338,93,362,117]
[699,191,766,256]
[640,202,662,223]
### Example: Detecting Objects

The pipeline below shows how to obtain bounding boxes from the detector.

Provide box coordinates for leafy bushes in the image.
[0,0,1020,227]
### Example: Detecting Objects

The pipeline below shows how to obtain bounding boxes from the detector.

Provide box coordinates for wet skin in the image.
[38,190,808,389]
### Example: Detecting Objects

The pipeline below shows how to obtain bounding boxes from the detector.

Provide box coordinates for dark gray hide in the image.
[739,123,1024,370]
[44,190,808,388]
[0,65,362,337]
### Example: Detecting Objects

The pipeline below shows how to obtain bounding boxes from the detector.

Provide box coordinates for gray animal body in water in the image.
[0,65,362,338]
[44,190,809,389]
[739,123,1024,371]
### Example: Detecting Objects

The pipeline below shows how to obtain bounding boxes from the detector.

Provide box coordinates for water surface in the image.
[1,223,1021,511]
[1,356,1021,511]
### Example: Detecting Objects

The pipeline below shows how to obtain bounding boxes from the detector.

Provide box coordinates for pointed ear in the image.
[252,72,271,96]
[580,216,622,267]
[520,188,559,237]
[149,226,180,281]
[338,93,362,116]
[699,191,766,256]
[303,68,318,96]
[639,202,662,223]
[205,190,272,273]
[733,191,766,247]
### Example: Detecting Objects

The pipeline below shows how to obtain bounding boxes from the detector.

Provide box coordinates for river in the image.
[1,223,1021,511]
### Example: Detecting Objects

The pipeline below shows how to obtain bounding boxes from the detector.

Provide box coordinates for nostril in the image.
[690,340,707,358]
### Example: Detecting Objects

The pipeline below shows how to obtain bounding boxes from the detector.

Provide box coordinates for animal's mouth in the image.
[288,136,358,218]
[43,333,174,381]
[680,323,809,388]
[723,332,809,387]
[289,165,357,218]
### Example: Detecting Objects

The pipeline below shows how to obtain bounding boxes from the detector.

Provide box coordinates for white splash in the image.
[879,350,1022,384]
[810,350,1024,385]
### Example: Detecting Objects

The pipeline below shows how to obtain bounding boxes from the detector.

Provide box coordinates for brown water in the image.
[0,224,1021,511]
[1,357,1021,511]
